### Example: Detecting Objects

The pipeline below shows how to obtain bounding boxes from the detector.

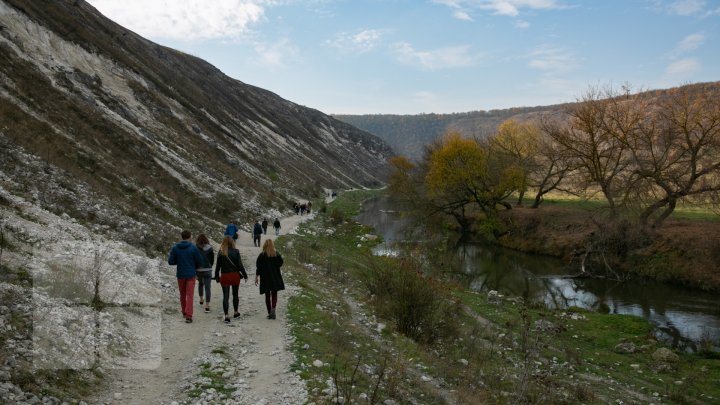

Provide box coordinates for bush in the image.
[362,257,460,344]
[329,208,345,225]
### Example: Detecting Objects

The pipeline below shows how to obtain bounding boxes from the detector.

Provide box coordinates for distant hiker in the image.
[331,191,337,198]
[253,220,263,247]
[195,233,214,314]
[214,236,248,324]
[293,202,300,215]
[300,203,307,215]
[168,230,204,323]
[225,222,239,240]
[255,239,285,320]
[261,218,268,235]
[307,201,312,214]
[273,218,281,236]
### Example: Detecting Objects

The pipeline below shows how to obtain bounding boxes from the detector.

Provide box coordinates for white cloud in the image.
[669,33,704,58]
[434,0,561,19]
[669,0,706,16]
[392,42,482,70]
[514,19,530,28]
[87,0,271,41]
[254,38,300,67]
[453,10,474,21]
[665,58,700,75]
[326,29,384,54]
[528,46,578,73]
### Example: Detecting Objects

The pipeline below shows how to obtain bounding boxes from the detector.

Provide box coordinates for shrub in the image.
[329,208,344,225]
[362,257,460,344]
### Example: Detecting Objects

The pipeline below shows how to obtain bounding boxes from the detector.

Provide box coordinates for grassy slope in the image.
[277,190,719,404]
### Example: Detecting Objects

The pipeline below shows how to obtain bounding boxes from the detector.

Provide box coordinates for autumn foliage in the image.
[388,83,720,235]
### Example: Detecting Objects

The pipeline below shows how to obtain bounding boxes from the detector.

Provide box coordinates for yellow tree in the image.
[490,119,541,205]
[424,132,523,234]
[424,133,483,233]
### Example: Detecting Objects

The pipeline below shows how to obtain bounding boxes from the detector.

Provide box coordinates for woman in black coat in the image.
[254,239,285,319]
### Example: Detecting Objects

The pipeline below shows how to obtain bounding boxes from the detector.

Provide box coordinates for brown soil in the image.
[496,206,720,291]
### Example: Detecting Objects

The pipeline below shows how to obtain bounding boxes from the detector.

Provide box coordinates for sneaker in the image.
[270,311,276,320]
[233,312,241,319]
[204,307,210,313]
[223,317,230,324]
[199,298,204,305]
[185,318,193,323]
[266,314,272,319]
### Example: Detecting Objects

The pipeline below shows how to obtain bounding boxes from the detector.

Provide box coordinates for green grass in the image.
[532,194,720,221]
[326,188,384,217]
[280,189,720,405]
[187,361,235,399]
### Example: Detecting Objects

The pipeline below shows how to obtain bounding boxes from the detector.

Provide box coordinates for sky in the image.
[86,0,720,115]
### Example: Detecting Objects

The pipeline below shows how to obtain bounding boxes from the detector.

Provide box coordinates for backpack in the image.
[254,223,263,235]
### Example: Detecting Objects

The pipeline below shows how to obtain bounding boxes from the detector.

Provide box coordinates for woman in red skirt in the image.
[214,236,248,323]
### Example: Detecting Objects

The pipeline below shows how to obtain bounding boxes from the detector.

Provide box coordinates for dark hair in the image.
[196,233,209,246]
[181,230,191,240]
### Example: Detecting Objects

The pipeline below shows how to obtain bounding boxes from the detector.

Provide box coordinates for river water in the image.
[356,196,720,351]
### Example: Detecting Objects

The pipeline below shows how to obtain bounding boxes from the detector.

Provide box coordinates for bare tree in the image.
[548,86,636,216]
[627,86,720,227]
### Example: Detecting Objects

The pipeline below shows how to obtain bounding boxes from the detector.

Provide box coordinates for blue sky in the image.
[87,0,720,114]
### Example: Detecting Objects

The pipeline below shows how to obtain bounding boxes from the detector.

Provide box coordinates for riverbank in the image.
[278,190,720,404]
[495,204,720,291]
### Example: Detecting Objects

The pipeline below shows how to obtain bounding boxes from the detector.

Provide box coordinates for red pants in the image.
[177,277,196,320]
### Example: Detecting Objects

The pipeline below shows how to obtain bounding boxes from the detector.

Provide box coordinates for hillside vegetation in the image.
[386,83,720,290]
[277,191,720,404]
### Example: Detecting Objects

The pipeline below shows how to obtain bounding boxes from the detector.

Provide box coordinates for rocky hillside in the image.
[0,0,394,253]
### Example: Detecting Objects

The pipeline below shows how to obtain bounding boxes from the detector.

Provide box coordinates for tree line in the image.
[388,84,720,234]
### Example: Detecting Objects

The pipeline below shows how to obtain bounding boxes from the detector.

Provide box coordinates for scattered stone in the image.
[459,359,469,366]
[534,320,562,333]
[613,342,637,354]
[302,344,310,350]
[652,348,679,363]
[313,360,324,367]
[113,393,122,400]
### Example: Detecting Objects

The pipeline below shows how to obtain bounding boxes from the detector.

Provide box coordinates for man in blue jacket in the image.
[168,230,204,323]
[225,222,238,240]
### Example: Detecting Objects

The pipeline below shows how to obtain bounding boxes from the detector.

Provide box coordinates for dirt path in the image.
[93,212,314,405]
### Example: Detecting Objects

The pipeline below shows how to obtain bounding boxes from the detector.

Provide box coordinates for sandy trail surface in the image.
[93,212,313,404]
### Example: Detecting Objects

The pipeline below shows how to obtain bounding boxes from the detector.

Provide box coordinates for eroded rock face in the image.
[0,0,394,258]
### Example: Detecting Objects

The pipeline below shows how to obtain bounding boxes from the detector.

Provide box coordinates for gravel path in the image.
[93,212,313,405]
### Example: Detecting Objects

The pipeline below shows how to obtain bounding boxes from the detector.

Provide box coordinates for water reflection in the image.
[356,196,720,350]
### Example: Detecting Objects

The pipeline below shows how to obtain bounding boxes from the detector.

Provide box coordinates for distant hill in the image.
[334,105,566,160]
[335,82,720,161]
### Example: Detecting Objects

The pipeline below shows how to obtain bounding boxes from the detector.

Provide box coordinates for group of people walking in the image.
[167,225,285,324]
[292,202,311,215]
[250,218,281,247]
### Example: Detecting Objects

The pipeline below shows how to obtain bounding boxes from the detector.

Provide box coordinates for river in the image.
[356,196,720,352]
